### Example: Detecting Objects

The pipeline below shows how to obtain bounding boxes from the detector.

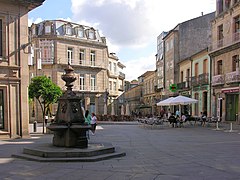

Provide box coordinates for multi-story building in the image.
[108,52,125,115]
[142,71,156,115]
[0,0,45,138]
[156,31,168,94]
[124,83,142,116]
[209,0,240,122]
[29,20,112,121]
[162,12,214,99]
[191,49,211,117]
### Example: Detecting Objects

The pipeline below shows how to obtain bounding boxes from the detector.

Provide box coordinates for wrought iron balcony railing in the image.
[198,73,209,85]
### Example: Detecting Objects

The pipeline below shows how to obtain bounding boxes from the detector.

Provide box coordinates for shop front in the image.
[222,87,239,121]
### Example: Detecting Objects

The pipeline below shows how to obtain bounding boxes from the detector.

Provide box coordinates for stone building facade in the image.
[162,12,215,100]
[209,0,240,122]
[29,20,125,121]
[0,0,45,138]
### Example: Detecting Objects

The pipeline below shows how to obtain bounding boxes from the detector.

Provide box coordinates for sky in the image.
[29,0,216,81]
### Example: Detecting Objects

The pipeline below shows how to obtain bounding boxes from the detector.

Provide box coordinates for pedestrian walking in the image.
[91,112,97,135]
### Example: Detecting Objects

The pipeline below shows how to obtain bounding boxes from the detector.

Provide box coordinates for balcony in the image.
[119,71,125,79]
[212,74,225,86]
[177,81,190,91]
[70,59,106,69]
[42,58,54,64]
[191,76,198,87]
[225,71,240,84]
[209,32,240,52]
[72,85,99,92]
[198,73,209,85]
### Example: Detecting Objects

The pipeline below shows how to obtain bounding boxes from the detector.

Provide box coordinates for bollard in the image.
[33,121,37,132]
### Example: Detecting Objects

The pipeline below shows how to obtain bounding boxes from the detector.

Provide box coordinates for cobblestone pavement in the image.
[1,122,240,180]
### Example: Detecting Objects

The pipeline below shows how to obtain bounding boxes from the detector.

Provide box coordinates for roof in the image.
[11,0,45,11]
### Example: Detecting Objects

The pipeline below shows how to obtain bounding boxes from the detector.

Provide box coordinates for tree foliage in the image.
[29,76,62,133]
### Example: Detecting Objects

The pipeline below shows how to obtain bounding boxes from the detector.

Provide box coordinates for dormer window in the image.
[45,25,51,34]
[88,30,95,39]
[76,27,84,38]
[32,26,36,36]
[65,24,72,36]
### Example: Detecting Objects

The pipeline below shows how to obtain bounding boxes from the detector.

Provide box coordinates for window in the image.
[39,40,54,64]
[76,28,84,38]
[90,75,96,90]
[113,82,117,91]
[80,74,85,90]
[67,47,73,64]
[187,69,190,84]
[109,62,112,71]
[203,59,208,74]
[109,81,112,90]
[45,25,51,34]
[181,71,183,82]
[66,25,72,35]
[0,90,4,129]
[79,49,85,64]
[88,30,94,39]
[195,63,199,77]
[217,24,224,47]
[90,51,95,66]
[32,26,36,36]
[217,60,223,75]
[234,15,240,33]
[170,39,173,49]
[225,0,230,9]
[113,63,117,73]
[218,24,224,41]
[0,19,2,57]
[217,0,223,14]
[232,55,239,71]
[165,42,169,52]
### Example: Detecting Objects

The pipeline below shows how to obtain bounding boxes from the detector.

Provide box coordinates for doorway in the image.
[0,90,4,129]
[226,94,238,121]
[202,91,208,114]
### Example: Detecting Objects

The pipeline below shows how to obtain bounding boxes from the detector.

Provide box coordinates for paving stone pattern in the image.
[1,122,240,179]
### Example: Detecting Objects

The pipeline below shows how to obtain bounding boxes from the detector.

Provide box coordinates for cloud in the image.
[71,0,215,48]
[28,17,43,26]
[71,0,155,48]
[123,53,156,81]
[70,0,215,80]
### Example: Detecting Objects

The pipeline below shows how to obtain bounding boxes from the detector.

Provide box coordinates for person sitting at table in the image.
[168,113,177,128]
[180,114,186,128]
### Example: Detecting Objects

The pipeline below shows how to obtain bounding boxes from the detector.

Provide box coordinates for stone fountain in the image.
[12,65,126,162]
[47,64,91,148]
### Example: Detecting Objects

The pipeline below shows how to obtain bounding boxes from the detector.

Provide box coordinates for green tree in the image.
[29,76,62,133]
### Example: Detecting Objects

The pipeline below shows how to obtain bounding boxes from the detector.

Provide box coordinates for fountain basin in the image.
[47,123,91,148]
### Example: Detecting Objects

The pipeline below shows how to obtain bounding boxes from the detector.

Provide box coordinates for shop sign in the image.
[221,87,240,93]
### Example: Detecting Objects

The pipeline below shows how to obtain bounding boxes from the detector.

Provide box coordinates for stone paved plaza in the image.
[1,122,240,180]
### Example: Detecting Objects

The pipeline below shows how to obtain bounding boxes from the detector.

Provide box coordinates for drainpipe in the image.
[7,12,12,138]
[17,14,22,137]
[209,54,212,117]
